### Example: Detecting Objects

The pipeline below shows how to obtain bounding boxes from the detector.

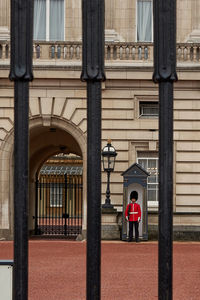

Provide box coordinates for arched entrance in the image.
[29,117,87,239]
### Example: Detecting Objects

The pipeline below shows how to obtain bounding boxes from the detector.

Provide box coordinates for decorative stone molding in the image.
[0,0,10,29]
[0,26,9,41]
[105,29,125,42]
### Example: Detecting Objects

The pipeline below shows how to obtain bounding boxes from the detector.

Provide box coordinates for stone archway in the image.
[29,116,87,237]
[0,116,87,240]
[0,130,14,239]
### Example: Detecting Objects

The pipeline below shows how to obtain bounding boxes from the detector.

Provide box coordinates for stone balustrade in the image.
[1,41,200,63]
[0,42,9,59]
[33,42,82,60]
[177,43,200,61]
[32,42,153,61]
[0,41,153,62]
[105,42,152,61]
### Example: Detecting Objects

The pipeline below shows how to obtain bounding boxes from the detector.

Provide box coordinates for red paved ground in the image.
[0,240,200,300]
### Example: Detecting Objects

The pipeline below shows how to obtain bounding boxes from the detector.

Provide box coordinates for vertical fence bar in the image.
[43,177,45,232]
[39,177,42,233]
[48,177,50,233]
[81,176,83,231]
[58,176,60,234]
[87,79,102,297]
[13,85,30,266]
[67,176,69,236]
[46,176,48,233]
[55,176,57,234]
[72,177,74,236]
[56,177,58,234]
[47,177,49,234]
[9,1,33,299]
[35,178,39,235]
[52,176,54,234]
[153,1,177,300]
[69,177,72,236]
[71,177,74,236]
[40,176,42,232]
[64,174,67,236]
[59,175,62,234]
[62,175,64,234]
[75,177,77,233]
[78,176,80,232]
[81,0,105,299]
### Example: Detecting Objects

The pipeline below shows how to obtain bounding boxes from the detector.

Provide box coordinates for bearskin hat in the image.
[130,190,138,200]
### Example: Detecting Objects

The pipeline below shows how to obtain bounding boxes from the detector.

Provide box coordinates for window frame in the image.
[136,0,153,43]
[139,101,159,118]
[137,155,159,209]
[34,0,65,41]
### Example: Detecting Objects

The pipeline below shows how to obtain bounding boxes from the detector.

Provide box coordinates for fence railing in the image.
[1,41,200,63]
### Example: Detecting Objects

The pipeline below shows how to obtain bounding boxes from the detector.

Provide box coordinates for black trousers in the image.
[129,221,139,241]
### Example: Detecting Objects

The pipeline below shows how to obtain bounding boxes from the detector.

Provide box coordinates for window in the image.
[139,101,158,118]
[34,0,64,41]
[50,183,63,207]
[137,0,153,42]
[137,153,159,206]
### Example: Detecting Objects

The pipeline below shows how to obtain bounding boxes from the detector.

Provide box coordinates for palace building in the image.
[0,0,200,240]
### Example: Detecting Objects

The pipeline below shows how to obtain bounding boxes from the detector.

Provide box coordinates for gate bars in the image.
[81,0,105,299]
[9,0,177,299]
[153,1,177,299]
[35,174,82,237]
[9,0,33,299]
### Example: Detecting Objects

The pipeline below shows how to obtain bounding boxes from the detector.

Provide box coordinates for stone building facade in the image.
[0,0,200,239]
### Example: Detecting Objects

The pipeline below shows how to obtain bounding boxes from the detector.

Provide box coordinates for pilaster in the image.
[0,0,10,40]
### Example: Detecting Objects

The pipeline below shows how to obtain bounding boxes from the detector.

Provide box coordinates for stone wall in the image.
[0,65,200,238]
[64,0,200,42]
[0,0,200,239]
[1,0,200,43]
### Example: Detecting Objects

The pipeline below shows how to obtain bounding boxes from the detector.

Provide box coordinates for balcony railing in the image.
[1,41,200,64]
[32,42,153,61]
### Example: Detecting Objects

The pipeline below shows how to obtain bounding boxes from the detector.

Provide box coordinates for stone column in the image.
[65,0,81,41]
[188,0,200,42]
[192,0,200,30]
[0,0,10,40]
[105,0,114,29]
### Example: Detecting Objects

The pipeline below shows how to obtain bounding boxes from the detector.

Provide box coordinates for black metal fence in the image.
[153,1,177,299]
[10,0,176,299]
[35,174,83,238]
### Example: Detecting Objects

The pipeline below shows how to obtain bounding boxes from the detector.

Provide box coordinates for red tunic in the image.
[125,202,141,222]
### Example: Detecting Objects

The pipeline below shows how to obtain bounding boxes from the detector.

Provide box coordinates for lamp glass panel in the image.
[102,155,108,170]
[109,156,115,170]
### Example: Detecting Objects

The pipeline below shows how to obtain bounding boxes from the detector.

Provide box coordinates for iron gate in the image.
[11,0,176,298]
[35,174,83,238]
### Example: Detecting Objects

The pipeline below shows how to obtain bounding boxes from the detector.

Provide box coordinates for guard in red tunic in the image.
[125,190,141,242]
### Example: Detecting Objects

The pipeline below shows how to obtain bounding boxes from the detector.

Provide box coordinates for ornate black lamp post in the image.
[102,140,117,209]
